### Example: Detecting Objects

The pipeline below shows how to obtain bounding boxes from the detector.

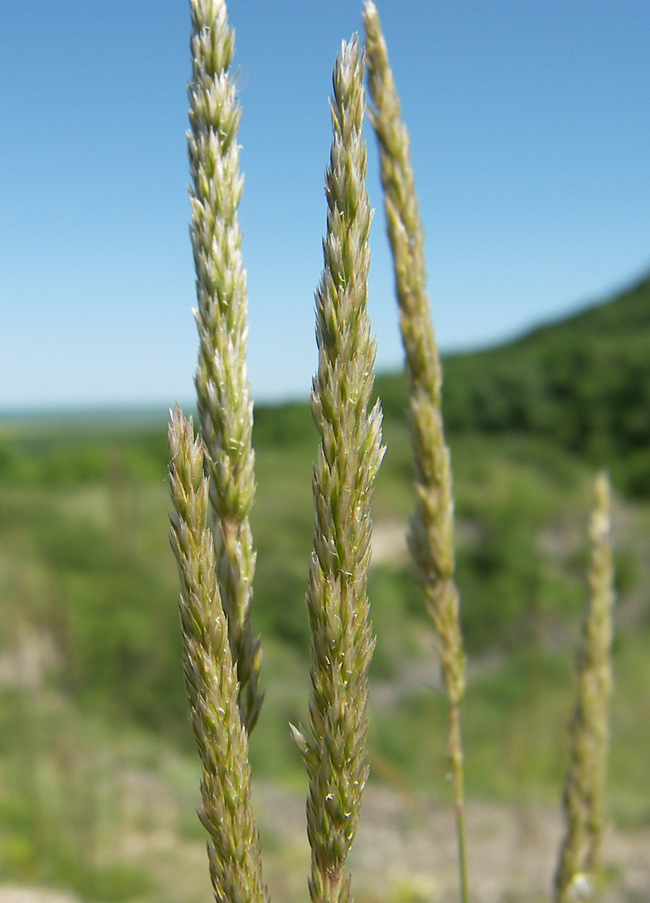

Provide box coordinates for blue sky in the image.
[2,1,649,411]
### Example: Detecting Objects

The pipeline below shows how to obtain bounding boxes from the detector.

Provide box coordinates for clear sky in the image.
[2,1,649,411]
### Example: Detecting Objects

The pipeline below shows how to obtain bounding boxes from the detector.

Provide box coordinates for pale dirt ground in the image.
[0,893,79,903]
[2,779,647,903]
[256,783,650,903]
[371,520,409,566]
[2,518,648,903]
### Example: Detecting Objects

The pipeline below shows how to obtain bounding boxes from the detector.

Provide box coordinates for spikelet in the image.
[555,472,615,903]
[188,0,263,732]
[292,36,384,903]
[168,406,267,903]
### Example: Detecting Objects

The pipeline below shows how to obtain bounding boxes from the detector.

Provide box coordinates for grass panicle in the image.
[363,4,469,900]
[555,471,616,903]
[168,406,267,903]
[290,36,384,903]
[188,0,263,733]
[174,5,621,903]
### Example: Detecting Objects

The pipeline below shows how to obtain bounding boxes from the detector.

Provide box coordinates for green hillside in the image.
[378,271,650,496]
[1,275,649,899]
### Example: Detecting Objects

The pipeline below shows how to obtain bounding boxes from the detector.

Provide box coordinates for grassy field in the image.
[0,379,648,900]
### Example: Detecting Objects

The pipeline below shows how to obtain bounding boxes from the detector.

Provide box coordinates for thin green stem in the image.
[449,702,469,903]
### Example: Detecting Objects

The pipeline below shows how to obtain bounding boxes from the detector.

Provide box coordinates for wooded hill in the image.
[376,271,650,496]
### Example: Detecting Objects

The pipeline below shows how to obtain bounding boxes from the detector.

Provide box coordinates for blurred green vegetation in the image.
[1,276,649,899]
[379,272,650,497]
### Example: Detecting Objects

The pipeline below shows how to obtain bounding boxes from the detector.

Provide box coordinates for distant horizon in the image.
[3,261,647,420]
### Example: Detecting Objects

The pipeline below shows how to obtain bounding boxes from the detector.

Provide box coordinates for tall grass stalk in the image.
[174,5,621,903]
[291,36,384,903]
[168,407,266,903]
[363,4,469,901]
[188,0,263,732]
[555,471,615,903]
